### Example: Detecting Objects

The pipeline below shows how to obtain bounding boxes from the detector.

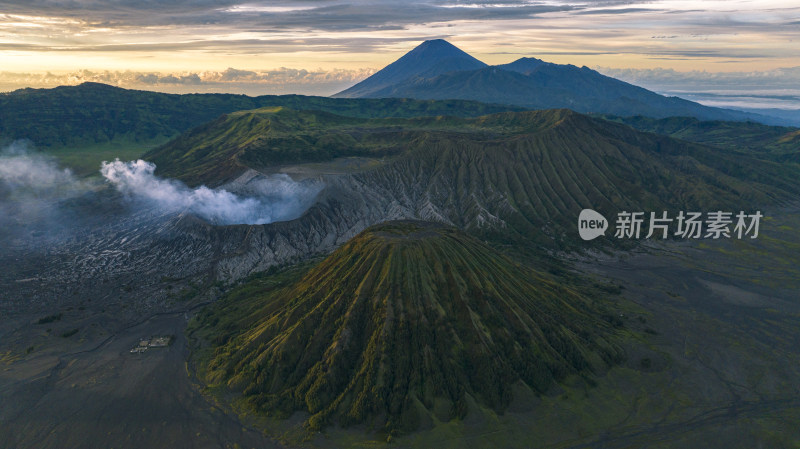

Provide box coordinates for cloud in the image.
[0,1,575,31]
[596,66,800,110]
[0,67,375,95]
[574,7,654,15]
[597,66,800,90]
[2,0,796,36]
[100,159,323,225]
[1,0,799,96]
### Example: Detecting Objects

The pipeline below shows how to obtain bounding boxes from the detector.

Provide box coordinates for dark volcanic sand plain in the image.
[0,305,283,449]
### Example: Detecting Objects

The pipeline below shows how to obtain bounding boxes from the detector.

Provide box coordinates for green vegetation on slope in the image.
[48,137,164,177]
[191,221,626,435]
[146,106,565,185]
[602,115,800,163]
[0,82,524,151]
[151,107,800,251]
[378,110,798,248]
[144,106,405,184]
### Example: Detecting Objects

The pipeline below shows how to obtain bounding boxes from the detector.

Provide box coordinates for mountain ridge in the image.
[334,40,791,126]
[336,39,487,98]
[0,82,524,151]
[144,107,799,261]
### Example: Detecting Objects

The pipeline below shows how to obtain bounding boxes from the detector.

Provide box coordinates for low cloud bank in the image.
[597,66,800,111]
[0,67,374,96]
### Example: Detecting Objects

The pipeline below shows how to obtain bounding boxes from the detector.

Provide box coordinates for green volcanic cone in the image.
[199,221,625,433]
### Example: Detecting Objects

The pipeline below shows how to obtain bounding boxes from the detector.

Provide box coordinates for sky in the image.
[1,0,799,108]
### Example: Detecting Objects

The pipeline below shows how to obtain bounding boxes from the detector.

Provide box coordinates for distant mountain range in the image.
[335,40,794,126]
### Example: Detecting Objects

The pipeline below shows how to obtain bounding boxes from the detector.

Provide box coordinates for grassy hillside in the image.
[144,106,400,184]
[603,115,800,163]
[0,82,524,151]
[190,221,626,435]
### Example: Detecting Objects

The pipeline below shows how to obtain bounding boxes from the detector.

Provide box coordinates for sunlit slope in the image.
[195,221,625,432]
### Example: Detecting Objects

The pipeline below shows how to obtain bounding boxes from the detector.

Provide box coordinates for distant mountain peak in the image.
[418,38,452,46]
[398,38,485,66]
[496,57,548,75]
[333,39,487,98]
[73,82,121,90]
[512,56,545,63]
[394,39,482,66]
[413,38,465,53]
[334,41,780,124]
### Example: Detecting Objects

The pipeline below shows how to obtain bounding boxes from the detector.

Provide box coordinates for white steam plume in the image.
[0,141,91,231]
[100,159,322,225]
[0,141,78,193]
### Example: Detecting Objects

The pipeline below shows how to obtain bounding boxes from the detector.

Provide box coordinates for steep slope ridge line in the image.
[192,221,627,434]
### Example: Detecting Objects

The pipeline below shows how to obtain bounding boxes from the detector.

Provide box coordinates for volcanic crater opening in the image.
[101,159,324,225]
